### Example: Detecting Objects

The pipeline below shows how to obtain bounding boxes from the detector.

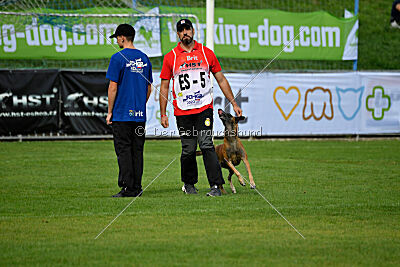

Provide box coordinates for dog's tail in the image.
[195,150,202,156]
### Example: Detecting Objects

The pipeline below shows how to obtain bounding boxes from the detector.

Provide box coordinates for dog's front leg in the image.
[227,170,236,194]
[242,157,256,189]
[224,158,246,187]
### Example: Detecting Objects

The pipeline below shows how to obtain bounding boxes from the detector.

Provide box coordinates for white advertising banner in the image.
[145,72,400,136]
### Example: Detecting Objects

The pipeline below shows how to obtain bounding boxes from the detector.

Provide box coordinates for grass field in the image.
[0,139,399,266]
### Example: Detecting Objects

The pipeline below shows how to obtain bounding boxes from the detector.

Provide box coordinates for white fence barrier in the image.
[145,72,400,136]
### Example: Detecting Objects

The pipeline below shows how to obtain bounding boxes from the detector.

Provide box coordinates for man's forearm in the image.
[159,80,169,115]
[159,92,168,115]
[108,81,118,113]
[220,82,237,105]
[216,74,238,106]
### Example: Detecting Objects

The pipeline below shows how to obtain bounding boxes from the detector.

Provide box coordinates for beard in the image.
[180,35,193,45]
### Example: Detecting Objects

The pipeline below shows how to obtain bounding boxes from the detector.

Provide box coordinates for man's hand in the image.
[233,103,242,117]
[106,113,112,125]
[161,115,169,128]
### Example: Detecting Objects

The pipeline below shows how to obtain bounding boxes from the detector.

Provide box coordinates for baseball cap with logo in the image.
[109,24,136,38]
[176,19,193,32]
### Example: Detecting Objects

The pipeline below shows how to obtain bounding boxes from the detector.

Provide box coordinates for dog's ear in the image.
[234,116,245,123]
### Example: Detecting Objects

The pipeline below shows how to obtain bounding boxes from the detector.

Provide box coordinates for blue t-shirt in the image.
[106,48,153,122]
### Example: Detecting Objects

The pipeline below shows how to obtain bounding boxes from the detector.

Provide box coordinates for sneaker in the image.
[182,183,198,194]
[206,185,222,197]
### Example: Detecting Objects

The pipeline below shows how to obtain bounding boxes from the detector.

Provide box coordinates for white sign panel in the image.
[146,72,400,136]
[133,7,162,57]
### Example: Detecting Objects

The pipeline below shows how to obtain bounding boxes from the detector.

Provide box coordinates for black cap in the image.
[109,24,136,38]
[176,19,193,31]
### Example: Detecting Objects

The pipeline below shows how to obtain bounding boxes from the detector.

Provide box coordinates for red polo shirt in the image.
[160,41,222,116]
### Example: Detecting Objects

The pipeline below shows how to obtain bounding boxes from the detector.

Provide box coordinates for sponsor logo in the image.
[168,18,342,53]
[336,86,364,121]
[0,20,118,53]
[303,87,334,121]
[366,86,391,121]
[179,60,202,69]
[64,92,83,108]
[187,55,198,61]
[0,88,57,110]
[0,90,13,109]
[182,90,203,105]
[273,86,301,121]
[205,118,211,126]
[64,92,107,109]
[129,109,144,117]
[126,58,147,73]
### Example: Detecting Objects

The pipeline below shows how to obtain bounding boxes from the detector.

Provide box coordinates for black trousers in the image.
[112,121,145,192]
[176,108,224,187]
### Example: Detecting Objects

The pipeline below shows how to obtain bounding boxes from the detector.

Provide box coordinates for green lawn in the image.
[0,139,399,266]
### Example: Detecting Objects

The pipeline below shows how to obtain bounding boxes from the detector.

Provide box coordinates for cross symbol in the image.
[366,86,391,120]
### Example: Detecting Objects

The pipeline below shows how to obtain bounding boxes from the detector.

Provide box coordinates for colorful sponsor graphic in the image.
[336,86,364,121]
[303,87,334,121]
[0,88,58,110]
[273,86,336,121]
[64,92,107,110]
[0,7,161,59]
[1,7,357,60]
[126,58,147,73]
[160,6,358,60]
[273,86,301,121]
[366,86,391,121]
[205,118,211,126]
[129,109,144,117]
[273,85,395,123]
[182,90,203,105]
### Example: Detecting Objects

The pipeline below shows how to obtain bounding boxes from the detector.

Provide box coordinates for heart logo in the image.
[273,86,301,121]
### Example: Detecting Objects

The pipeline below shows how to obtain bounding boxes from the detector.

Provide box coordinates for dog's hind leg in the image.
[242,157,256,189]
[227,170,236,194]
[224,159,246,187]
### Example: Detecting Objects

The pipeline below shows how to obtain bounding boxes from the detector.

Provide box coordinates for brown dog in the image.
[215,109,256,193]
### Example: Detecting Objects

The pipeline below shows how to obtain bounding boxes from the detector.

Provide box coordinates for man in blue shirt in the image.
[106,24,153,197]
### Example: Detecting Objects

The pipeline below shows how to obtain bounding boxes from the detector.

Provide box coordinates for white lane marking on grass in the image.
[241,176,306,239]
[94,157,177,240]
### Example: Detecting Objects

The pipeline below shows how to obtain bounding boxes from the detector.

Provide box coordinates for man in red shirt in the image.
[159,19,242,196]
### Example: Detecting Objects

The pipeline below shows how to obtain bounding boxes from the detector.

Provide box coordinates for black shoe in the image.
[182,184,198,194]
[123,189,143,197]
[112,188,126,198]
[206,185,222,197]
[112,188,142,198]
[133,190,143,197]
